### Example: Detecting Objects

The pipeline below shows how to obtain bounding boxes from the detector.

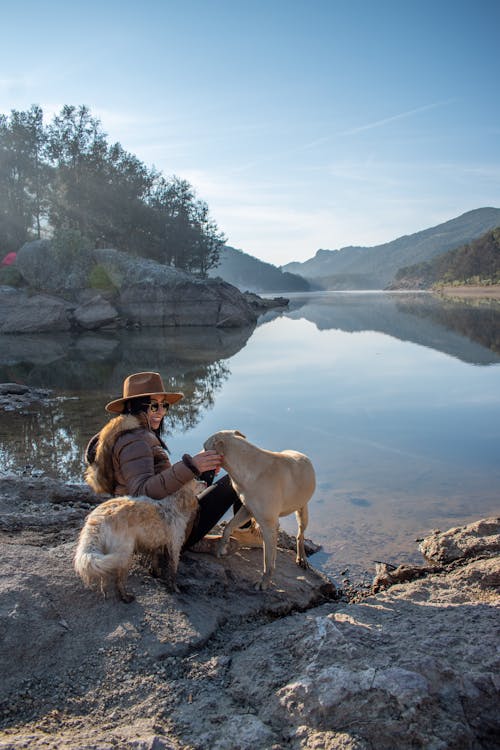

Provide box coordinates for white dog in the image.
[204,430,316,590]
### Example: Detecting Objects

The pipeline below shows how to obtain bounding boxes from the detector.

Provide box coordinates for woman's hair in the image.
[123,397,169,451]
[124,397,150,415]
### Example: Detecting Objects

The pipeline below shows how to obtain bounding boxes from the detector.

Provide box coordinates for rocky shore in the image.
[0,242,289,333]
[0,459,498,749]
[434,285,500,300]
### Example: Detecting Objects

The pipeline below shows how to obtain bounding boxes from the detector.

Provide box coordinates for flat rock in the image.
[420,516,500,563]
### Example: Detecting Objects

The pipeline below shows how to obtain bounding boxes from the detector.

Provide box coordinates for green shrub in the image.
[88,264,116,292]
[0,265,24,287]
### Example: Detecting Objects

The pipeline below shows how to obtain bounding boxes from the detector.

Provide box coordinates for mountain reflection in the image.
[282,292,500,365]
[0,326,255,480]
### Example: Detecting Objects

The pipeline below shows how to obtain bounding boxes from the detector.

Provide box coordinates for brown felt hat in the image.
[105,371,184,413]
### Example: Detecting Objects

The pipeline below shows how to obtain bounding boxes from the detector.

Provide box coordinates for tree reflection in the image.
[0,327,247,480]
[395,295,500,355]
[284,292,500,365]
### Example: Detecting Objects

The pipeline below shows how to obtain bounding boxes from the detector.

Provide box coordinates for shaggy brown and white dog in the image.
[74,480,203,602]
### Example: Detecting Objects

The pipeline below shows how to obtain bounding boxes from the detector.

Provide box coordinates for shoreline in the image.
[433,284,500,299]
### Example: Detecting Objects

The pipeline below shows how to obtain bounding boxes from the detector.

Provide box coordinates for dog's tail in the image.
[74,523,129,588]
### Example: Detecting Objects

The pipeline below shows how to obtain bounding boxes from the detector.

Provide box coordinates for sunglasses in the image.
[148,400,170,413]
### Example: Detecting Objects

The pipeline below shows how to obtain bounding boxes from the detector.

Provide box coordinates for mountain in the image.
[282,207,500,290]
[208,245,312,293]
[390,226,500,289]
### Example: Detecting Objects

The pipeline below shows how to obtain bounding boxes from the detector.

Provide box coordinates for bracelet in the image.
[182,453,200,478]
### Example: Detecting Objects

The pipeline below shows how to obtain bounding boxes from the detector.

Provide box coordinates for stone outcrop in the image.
[0,290,72,333]
[0,471,498,749]
[3,242,286,332]
[420,516,500,563]
[16,239,90,293]
[0,382,53,412]
[72,293,120,330]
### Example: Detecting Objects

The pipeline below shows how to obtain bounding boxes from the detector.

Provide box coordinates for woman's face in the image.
[146,393,170,431]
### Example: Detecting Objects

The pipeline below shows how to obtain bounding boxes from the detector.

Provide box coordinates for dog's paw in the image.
[119,591,136,604]
[255,574,272,591]
[216,539,230,557]
[296,556,310,569]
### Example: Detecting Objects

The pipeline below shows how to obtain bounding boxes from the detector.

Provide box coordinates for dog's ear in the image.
[214,437,225,452]
[235,430,246,439]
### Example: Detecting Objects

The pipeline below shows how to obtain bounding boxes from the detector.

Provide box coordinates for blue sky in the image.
[1,0,499,265]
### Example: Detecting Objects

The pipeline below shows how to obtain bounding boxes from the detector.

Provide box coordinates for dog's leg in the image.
[216,505,251,557]
[256,521,278,591]
[151,546,179,593]
[295,506,309,568]
[149,550,162,578]
[115,568,135,603]
[100,577,109,600]
[164,543,184,594]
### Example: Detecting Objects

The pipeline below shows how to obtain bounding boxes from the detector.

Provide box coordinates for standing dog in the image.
[74,480,203,602]
[203,430,316,590]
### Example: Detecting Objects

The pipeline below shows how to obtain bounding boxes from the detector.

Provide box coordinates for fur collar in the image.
[85,414,145,495]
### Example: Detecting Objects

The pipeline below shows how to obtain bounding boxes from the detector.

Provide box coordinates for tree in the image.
[0,105,48,252]
[149,176,225,275]
[46,105,109,236]
[1,103,226,276]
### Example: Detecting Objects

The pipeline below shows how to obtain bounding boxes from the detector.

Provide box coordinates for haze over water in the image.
[1,292,499,583]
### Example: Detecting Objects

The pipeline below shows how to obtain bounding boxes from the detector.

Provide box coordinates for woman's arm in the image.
[115,434,195,498]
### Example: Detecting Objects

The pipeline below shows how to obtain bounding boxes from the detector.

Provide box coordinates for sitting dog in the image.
[74,480,203,602]
[204,430,316,590]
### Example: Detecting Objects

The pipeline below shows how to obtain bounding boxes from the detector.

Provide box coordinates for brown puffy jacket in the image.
[85,414,195,498]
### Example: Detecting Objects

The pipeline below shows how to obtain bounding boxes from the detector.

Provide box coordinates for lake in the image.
[1,291,499,584]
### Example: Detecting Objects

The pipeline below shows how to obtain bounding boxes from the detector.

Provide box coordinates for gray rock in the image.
[73,294,120,330]
[119,279,257,327]
[0,383,53,413]
[6,245,264,331]
[0,286,29,321]
[96,248,260,327]
[16,239,90,294]
[420,516,500,563]
[0,294,72,333]
[93,247,193,288]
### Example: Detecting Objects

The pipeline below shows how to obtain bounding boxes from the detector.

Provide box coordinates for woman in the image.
[85,371,260,549]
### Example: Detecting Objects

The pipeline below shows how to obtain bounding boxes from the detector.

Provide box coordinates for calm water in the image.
[1,291,499,583]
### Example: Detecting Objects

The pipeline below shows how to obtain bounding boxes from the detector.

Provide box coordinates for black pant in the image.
[184,474,242,547]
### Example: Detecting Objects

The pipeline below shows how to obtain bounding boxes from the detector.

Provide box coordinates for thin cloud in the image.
[341,100,457,135]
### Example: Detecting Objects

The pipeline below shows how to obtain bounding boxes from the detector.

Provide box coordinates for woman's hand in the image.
[191,449,223,475]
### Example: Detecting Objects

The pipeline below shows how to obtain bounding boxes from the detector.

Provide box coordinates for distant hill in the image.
[390,226,500,289]
[282,207,500,289]
[208,245,312,293]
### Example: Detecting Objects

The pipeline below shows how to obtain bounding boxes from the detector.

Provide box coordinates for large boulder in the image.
[72,294,120,330]
[420,517,500,563]
[119,279,257,327]
[92,247,192,288]
[94,247,259,327]
[9,245,261,330]
[16,240,90,294]
[0,292,72,333]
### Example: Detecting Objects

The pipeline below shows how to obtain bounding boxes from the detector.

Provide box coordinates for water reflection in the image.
[1,293,499,582]
[0,326,255,391]
[282,292,500,364]
[0,326,255,479]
